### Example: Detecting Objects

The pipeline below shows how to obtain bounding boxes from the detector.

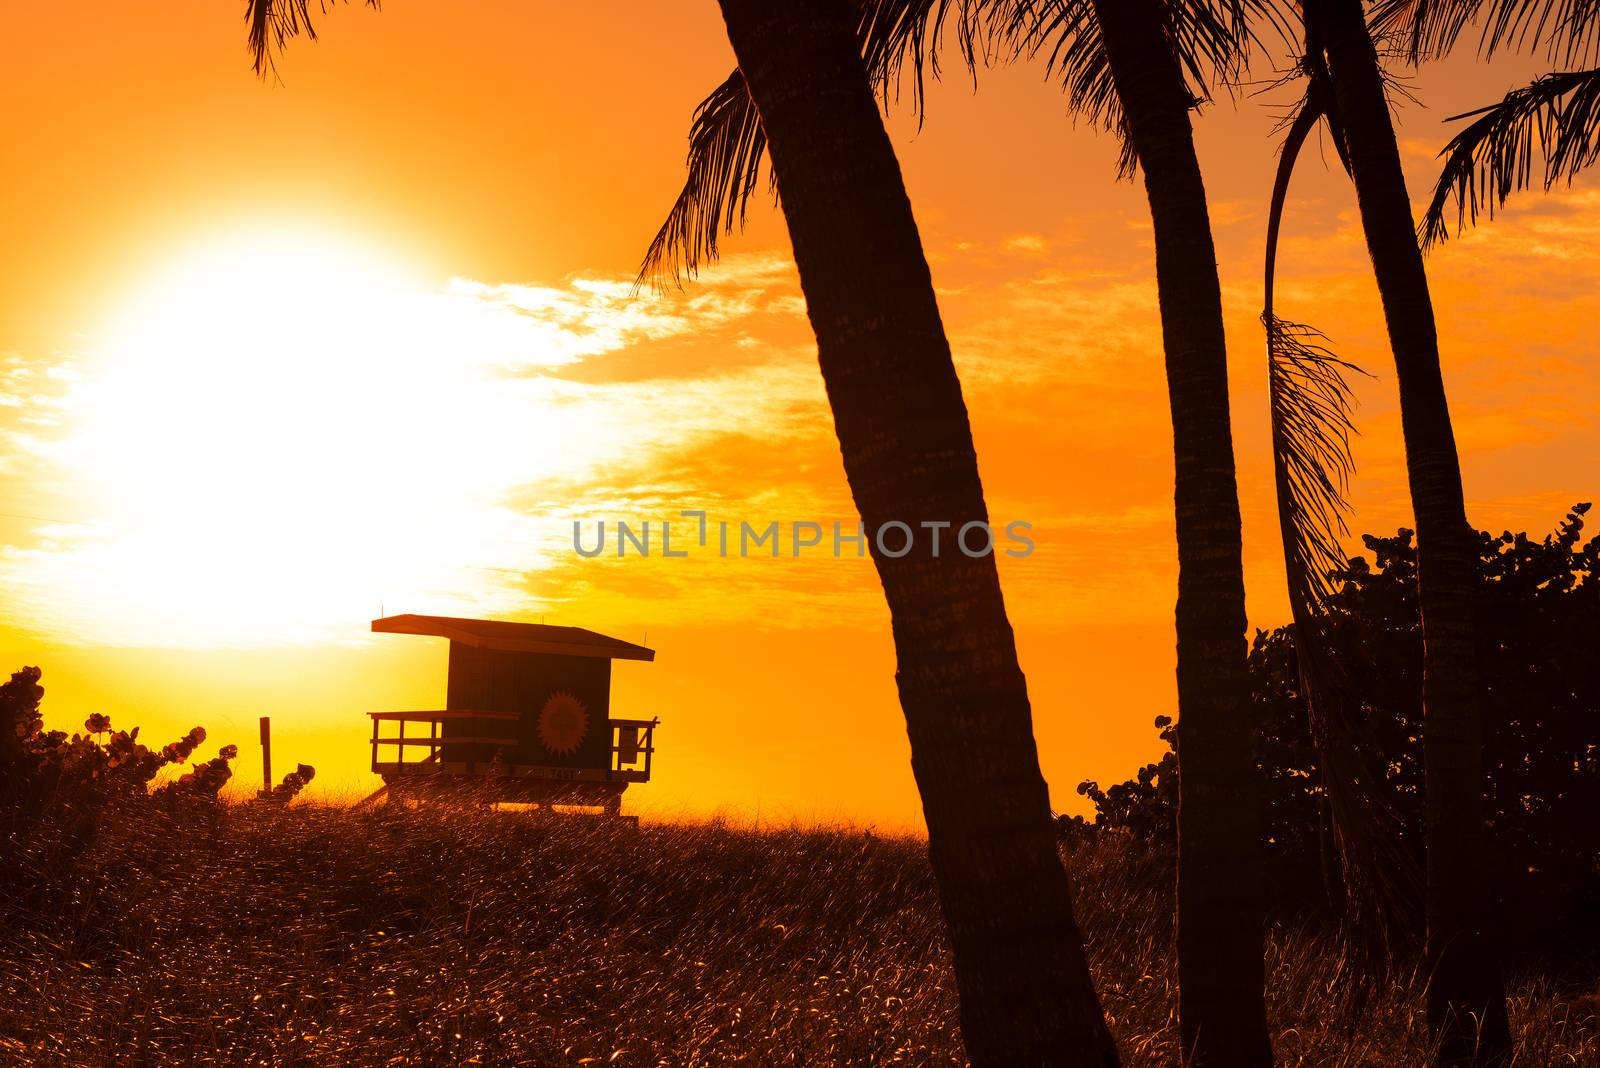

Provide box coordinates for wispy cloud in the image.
[4,196,1596,650]
[0,249,827,647]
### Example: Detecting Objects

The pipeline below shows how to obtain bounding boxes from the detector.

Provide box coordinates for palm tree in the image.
[244,0,1123,1062]
[1260,45,1422,980]
[645,3,1279,1062]
[1270,6,1600,983]
[1068,1,1273,1061]
[1285,1,1512,1061]
[1369,0,1600,247]
[696,2,1125,1063]
[1421,66,1600,243]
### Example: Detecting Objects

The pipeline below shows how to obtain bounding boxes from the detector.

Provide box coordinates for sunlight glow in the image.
[3,242,825,649]
[25,231,617,646]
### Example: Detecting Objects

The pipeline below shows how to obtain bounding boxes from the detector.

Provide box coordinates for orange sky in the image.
[2,3,1596,829]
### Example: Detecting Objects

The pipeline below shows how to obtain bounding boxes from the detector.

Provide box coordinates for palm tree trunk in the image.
[1090,2,1272,1065]
[1264,91,1422,978]
[712,1,1119,1065]
[1311,1,1511,1062]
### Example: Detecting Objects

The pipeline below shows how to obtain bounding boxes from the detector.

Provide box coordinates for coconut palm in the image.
[644,2,1282,1062]
[246,0,1123,1062]
[1048,2,1274,1061]
[1369,0,1600,245]
[1422,66,1600,241]
[1259,41,1423,982]
[1262,2,1513,1062]
[709,2,1126,1063]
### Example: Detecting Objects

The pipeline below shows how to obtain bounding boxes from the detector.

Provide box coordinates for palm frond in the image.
[1268,318,1366,610]
[1372,0,1600,64]
[1262,86,1420,970]
[1367,0,1482,61]
[246,0,379,78]
[857,0,978,123]
[996,0,1135,174]
[637,2,978,290]
[635,69,770,292]
[1476,0,1600,62]
[1264,87,1365,632]
[1421,66,1600,247]
[637,0,1280,285]
[993,0,1279,177]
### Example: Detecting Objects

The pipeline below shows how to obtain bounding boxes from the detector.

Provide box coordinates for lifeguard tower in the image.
[367,614,658,814]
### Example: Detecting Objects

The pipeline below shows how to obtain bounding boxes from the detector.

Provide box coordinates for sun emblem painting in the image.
[536,691,589,756]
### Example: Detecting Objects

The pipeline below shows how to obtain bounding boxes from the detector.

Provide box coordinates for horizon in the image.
[4,1,1597,830]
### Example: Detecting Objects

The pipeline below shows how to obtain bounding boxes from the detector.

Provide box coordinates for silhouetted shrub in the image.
[1,667,236,922]
[262,762,315,803]
[1075,505,1600,952]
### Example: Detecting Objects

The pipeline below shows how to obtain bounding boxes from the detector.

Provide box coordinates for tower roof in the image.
[371,614,655,661]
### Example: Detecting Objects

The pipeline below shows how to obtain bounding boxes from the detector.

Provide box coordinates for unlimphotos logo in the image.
[571,510,1034,560]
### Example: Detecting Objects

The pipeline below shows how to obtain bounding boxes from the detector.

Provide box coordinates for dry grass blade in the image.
[1421,65,1600,247]
[3,803,1594,1065]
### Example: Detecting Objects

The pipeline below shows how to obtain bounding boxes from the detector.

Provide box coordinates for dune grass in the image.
[0,801,1594,1065]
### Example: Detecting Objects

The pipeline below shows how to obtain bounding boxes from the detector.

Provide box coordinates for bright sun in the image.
[25,230,598,647]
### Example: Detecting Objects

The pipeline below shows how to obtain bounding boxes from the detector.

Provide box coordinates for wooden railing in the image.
[368,711,660,784]
[368,709,519,774]
[610,717,659,783]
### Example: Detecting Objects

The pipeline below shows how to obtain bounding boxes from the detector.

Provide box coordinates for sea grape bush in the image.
[1071,505,1600,956]
[1,666,236,897]
[264,762,316,802]
[1,666,233,803]
[170,745,240,797]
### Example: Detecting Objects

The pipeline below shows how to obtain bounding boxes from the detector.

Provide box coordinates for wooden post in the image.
[259,716,272,799]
